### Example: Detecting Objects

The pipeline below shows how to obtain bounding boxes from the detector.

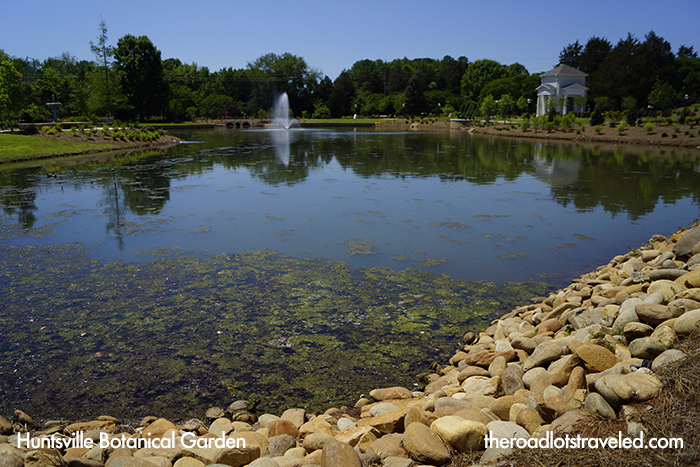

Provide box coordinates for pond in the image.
[1,128,699,420]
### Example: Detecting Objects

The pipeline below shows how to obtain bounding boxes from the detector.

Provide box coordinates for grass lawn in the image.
[0,133,120,163]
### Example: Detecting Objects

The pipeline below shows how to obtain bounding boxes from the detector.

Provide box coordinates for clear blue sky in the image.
[1,0,698,79]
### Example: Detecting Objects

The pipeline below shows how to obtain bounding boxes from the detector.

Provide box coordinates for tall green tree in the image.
[0,59,24,130]
[558,40,583,68]
[460,59,506,104]
[113,34,167,119]
[327,70,355,117]
[90,17,114,115]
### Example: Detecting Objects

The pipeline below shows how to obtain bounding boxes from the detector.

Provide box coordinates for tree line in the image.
[1,21,698,127]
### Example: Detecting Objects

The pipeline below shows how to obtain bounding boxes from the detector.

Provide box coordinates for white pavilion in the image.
[535,64,588,116]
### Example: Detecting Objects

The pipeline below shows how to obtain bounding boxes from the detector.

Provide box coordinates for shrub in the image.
[672,133,677,138]
[24,124,39,135]
[617,121,628,134]
[644,123,655,134]
[589,108,604,126]
[545,122,555,132]
[661,132,668,137]
[673,124,680,133]
[594,124,603,133]
[520,121,530,132]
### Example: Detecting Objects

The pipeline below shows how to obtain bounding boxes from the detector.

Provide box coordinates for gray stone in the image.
[642,291,666,305]
[673,225,700,256]
[612,373,663,402]
[369,403,399,417]
[651,349,687,371]
[486,421,530,439]
[461,376,499,396]
[623,322,654,340]
[268,435,297,457]
[635,304,677,326]
[612,298,641,333]
[336,418,356,432]
[0,453,23,467]
[510,336,537,353]
[501,365,525,395]
[673,309,700,335]
[568,307,605,330]
[522,367,547,389]
[583,393,617,420]
[245,459,279,467]
[647,269,686,281]
[303,432,336,453]
[595,373,624,408]
[523,342,564,372]
[382,457,413,467]
[628,337,666,360]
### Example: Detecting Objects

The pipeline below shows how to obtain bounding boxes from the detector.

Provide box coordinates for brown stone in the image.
[515,408,545,435]
[401,422,450,466]
[367,433,406,460]
[356,408,407,434]
[675,269,700,288]
[457,366,490,383]
[403,407,437,428]
[573,344,617,372]
[500,365,525,395]
[451,408,494,426]
[462,350,517,367]
[490,396,527,421]
[141,419,176,440]
[564,367,586,402]
[369,387,413,401]
[551,354,582,387]
[266,419,300,438]
[622,322,654,340]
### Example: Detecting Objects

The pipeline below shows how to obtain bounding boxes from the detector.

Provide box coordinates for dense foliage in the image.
[0,24,698,127]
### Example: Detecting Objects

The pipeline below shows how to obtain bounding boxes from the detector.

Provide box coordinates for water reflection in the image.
[1,129,699,284]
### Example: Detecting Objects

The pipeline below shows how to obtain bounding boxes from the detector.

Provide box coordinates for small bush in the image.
[617,121,628,134]
[24,124,39,135]
[672,133,677,138]
[589,108,604,126]
[520,121,530,132]
[594,124,603,133]
[661,132,668,137]
[644,123,655,134]
[545,122,555,132]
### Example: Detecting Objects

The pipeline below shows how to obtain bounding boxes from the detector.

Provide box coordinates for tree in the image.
[327,70,355,117]
[558,40,582,68]
[621,96,638,123]
[648,80,678,115]
[498,94,514,122]
[461,59,506,103]
[403,74,425,115]
[678,45,698,60]
[113,34,167,119]
[0,60,24,130]
[90,17,114,115]
[480,94,496,124]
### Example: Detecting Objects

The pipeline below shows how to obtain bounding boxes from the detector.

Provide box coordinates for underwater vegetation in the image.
[0,242,549,420]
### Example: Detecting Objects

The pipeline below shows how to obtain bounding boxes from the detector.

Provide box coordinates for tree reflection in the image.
[0,131,699,234]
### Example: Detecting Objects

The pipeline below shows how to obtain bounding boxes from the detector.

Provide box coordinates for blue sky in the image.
[1,0,698,79]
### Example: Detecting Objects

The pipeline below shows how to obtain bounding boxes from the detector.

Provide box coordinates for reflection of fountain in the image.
[271,129,292,166]
[271,93,298,129]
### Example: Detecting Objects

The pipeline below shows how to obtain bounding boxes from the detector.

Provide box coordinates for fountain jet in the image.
[271,93,297,130]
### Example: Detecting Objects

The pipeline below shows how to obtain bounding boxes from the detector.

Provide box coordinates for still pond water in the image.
[1,128,699,419]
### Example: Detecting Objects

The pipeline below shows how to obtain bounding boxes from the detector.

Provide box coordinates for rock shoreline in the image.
[2,225,700,467]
